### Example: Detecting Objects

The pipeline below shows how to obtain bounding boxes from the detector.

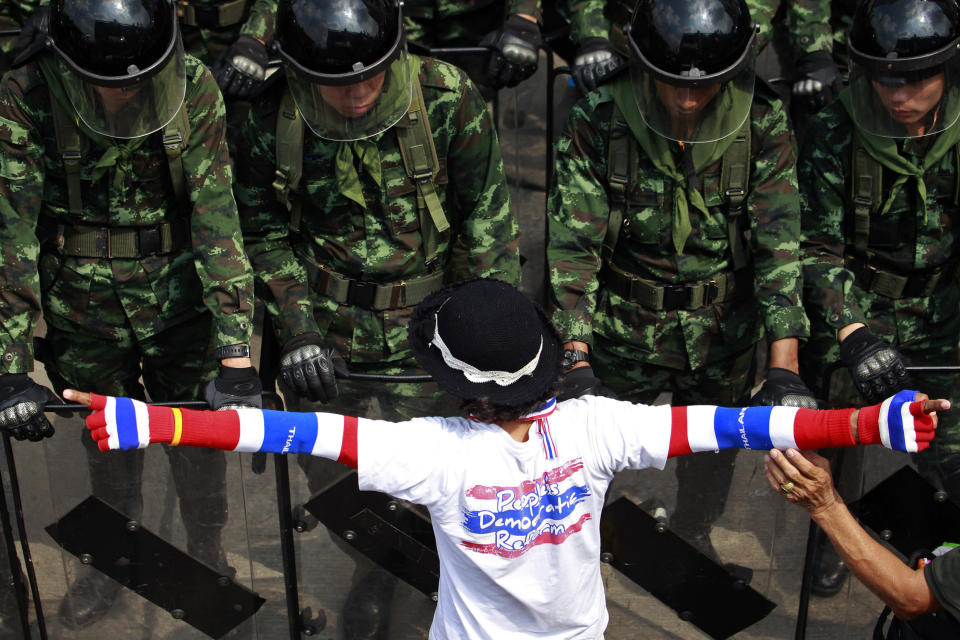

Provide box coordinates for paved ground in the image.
[0,52,932,640]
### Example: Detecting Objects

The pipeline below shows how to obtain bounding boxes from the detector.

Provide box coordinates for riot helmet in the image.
[49,0,186,139]
[847,0,960,138]
[274,0,411,141]
[626,0,756,143]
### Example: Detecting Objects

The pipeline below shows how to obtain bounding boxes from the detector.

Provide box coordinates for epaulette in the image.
[417,55,466,92]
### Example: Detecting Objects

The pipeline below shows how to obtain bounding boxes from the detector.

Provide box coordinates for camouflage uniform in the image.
[548,76,809,544]
[798,95,960,484]
[0,0,45,73]
[235,55,520,488]
[747,0,834,59]
[0,53,255,558]
[177,0,277,66]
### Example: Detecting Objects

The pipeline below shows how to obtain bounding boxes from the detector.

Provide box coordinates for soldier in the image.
[799,0,960,597]
[234,0,520,635]
[547,0,815,562]
[0,0,259,628]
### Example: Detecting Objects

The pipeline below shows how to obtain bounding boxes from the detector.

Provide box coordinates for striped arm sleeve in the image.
[666,405,856,458]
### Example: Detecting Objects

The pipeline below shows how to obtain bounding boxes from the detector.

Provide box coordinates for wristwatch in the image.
[215,344,251,360]
[561,348,589,371]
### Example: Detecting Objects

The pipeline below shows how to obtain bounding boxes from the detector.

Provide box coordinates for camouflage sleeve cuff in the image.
[507,0,542,22]
[764,306,811,342]
[551,309,593,345]
[0,342,33,374]
[569,6,610,42]
[212,313,255,350]
[239,0,277,46]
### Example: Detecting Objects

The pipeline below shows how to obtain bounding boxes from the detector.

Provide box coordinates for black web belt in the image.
[845,255,953,299]
[602,262,744,311]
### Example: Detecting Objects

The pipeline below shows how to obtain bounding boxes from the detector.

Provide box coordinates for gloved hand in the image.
[839,326,909,404]
[204,366,263,410]
[571,37,626,94]
[858,390,936,452]
[750,368,819,408]
[791,50,842,113]
[0,374,57,441]
[279,333,343,403]
[479,14,542,89]
[212,35,269,100]
[557,366,618,402]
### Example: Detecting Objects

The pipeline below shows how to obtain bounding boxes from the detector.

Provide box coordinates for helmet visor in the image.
[847,37,960,138]
[285,50,413,141]
[629,55,755,144]
[57,35,187,139]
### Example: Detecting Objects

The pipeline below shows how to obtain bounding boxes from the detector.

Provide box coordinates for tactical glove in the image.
[212,35,269,100]
[839,327,909,404]
[571,38,626,94]
[557,366,618,402]
[479,14,543,89]
[791,51,842,113]
[279,333,343,403]
[750,368,819,408]
[204,365,263,410]
[0,374,57,441]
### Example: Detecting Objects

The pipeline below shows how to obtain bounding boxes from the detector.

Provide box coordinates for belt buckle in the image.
[140,226,162,257]
[704,279,719,305]
[95,227,110,258]
[348,280,378,310]
[661,283,687,311]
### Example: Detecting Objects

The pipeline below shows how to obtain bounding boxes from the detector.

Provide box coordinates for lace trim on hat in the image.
[431,313,543,386]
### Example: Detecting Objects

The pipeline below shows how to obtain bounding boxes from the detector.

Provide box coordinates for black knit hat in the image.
[409,279,562,406]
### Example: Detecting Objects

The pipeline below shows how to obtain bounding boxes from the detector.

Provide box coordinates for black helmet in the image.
[626,0,757,143]
[847,0,960,138]
[274,0,411,141]
[47,0,186,139]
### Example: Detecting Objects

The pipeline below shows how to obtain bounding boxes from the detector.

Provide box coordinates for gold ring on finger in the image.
[780,481,795,494]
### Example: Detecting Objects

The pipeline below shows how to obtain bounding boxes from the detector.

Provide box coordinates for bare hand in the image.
[62,389,93,407]
[764,449,842,517]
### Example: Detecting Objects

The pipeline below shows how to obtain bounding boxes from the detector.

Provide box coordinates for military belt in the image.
[51,221,189,259]
[176,0,248,29]
[846,255,953,299]
[298,251,444,311]
[602,262,741,311]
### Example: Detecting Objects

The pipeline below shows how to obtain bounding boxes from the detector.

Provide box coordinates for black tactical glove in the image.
[839,326,910,404]
[204,366,263,410]
[279,333,343,403]
[557,366,618,402]
[479,14,543,89]
[571,38,626,94]
[750,368,819,408]
[0,374,57,441]
[791,50,842,113]
[212,35,269,100]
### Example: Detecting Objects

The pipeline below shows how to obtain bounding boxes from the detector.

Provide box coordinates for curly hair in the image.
[459,380,562,423]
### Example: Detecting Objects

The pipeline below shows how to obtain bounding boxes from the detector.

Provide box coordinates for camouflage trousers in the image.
[593,337,760,543]
[800,304,960,494]
[285,359,460,496]
[45,311,229,544]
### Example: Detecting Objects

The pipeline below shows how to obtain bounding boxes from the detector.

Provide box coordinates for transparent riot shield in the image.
[12,359,272,639]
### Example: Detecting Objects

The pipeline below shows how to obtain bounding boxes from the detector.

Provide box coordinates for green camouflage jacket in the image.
[179,0,277,65]
[798,98,960,344]
[747,0,834,60]
[548,79,809,371]
[0,54,255,373]
[235,55,520,364]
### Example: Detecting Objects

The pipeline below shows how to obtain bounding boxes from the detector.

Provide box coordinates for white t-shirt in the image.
[356,396,675,640]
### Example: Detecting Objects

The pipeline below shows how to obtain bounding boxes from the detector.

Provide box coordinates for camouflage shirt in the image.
[548,79,809,371]
[235,55,520,364]
[747,0,834,59]
[179,0,277,65]
[0,54,255,373]
[799,98,960,343]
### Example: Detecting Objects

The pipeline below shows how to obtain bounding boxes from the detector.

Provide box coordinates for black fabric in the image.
[213,35,269,100]
[926,547,960,622]
[204,366,263,410]
[279,333,341,403]
[0,374,56,441]
[557,366,618,402]
[571,37,627,94]
[793,50,843,113]
[839,326,910,403]
[408,279,562,406]
[479,14,542,89]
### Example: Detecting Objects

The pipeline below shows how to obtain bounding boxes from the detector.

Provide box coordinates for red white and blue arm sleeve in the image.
[84,394,360,467]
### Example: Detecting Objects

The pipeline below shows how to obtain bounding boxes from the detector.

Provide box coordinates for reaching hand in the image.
[791,50,842,113]
[764,449,842,516]
[557,366,618,401]
[212,35,269,100]
[839,327,910,404]
[279,333,343,403]
[858,390,947,452]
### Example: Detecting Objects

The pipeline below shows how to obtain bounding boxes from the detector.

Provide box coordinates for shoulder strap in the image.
[603,102,632,264]
[49,91,85,217]
[851,131,883,253]
[396,75,448,270]
[720,117,751,270]
[273,90,305,232]
[161,102,190,206]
